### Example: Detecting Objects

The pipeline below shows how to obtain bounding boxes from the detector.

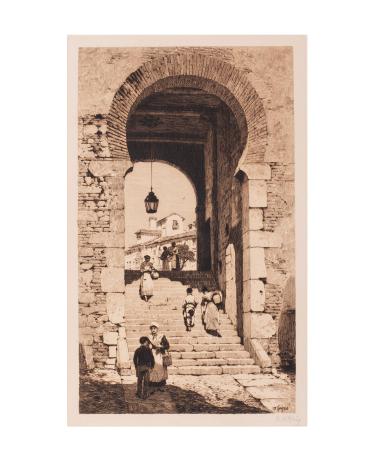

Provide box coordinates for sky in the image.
[124,162,196,247]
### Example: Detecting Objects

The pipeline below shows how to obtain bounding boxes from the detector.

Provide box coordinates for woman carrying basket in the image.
[148,322,171,392]
[139,255,158,302]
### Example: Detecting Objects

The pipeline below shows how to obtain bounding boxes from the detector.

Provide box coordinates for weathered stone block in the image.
[109,346,117,358]
[80,185,102,195]
[116,338,130,367]
[235,375,287,387]
[81,305,99,316]
[249,338,271,368]
[87,315,99,328]
[79,270,93,286]
[249,248,267,279]
[244,163,271,180]
[88,232,125,248]
[88,160,132,177]
[105,364,116,370]
[249,231,282,248]
[80,334,93,346]
[79,247,94,257]
[81,344,95,370]
[103,331,118,345]
[249,180,267,207]
[79,292,95,304]
[101,268,125,292]
[243,312,252,338]
[80,263,93,270]
[106,292,124,323]
[83,123,98,137]
[118,326,127,338]
[110,210,125,233]
[78,210,98,222]
[249,208,263,230]
[105,248,125,267]
[246,385,292,400]
[105,357,116,365]
[250,313,276,338]
[266,265,286,286]
[250,279,265,312]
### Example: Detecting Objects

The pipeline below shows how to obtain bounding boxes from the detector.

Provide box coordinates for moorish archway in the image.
[90,53,277,371]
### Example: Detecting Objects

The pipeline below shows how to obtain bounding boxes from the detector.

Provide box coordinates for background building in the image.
[125,213,197,270]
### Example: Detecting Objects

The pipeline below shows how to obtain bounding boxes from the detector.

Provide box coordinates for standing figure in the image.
[148,322,170,392]
[168,241,179,271]
[133,336,155,399]
[203,297,222,337]
[159,246,170,270]
[200,286,213,326]
[139,255,154,302]
[182,287,198,332]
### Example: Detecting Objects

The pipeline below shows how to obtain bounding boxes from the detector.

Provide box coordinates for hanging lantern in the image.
[144,145,159,214]
[144,190,159,213]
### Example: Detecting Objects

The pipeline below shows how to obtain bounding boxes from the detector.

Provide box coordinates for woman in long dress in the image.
[203,289,222,337]
[200,286,213,326]
[148,322,170,391]
[168,241,179,271]
[159,246,170,270]
[139,255,154,302]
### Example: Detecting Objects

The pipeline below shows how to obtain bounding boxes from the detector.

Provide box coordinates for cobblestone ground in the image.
[80,369,295,414]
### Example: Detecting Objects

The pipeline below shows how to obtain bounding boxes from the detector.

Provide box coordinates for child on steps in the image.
[182,287,198,332]
[133,336,155,399]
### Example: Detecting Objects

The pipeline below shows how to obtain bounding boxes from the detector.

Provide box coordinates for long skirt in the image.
[162,259,170,270]
[204,302,220,332]
[149,349,168,385]
[140,272,153,297]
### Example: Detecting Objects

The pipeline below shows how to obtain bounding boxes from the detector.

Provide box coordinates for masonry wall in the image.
[78,46,295,370]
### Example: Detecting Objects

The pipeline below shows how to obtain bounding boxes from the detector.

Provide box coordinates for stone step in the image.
[126,285,193,290]
[127,343,245,352]
[125,329,237,337]
[125,293,193,298]
[125,318,230,325]
[125,323,234,330]
[125,282,192,294]
[125,290,204,295]
[124,313,230,320]
[166,365,261,375]
[125,300,188,306]
[129,350,251,360]
[126,335,241,345]
[126,325,233,332]
[125,316,230,323]
[172,358,255,367]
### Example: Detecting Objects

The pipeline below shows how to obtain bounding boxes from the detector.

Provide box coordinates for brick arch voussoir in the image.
[107,53,268,164]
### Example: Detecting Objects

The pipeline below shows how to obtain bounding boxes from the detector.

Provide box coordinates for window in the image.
[172,220,179,230]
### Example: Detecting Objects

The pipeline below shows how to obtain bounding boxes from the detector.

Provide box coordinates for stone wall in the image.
[78,46,295,370]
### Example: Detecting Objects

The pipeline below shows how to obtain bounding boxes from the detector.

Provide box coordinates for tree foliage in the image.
[177,243,195,269]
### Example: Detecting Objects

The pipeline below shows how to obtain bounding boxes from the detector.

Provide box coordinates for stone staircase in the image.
[124,272,261,376]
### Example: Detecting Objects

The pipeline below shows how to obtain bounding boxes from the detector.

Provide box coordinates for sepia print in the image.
[68,35,306,425]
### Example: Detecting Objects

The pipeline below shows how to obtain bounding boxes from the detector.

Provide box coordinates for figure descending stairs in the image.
[123,271,260,376]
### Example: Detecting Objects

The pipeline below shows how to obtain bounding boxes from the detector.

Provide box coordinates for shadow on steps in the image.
[79,376,270,414]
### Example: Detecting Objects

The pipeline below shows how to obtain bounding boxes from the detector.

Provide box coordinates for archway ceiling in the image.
[126,87,223,145]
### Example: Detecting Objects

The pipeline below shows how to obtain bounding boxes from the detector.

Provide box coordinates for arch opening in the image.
[107,54,268,353]
[124,161,198,272]
[126,86,244,273]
